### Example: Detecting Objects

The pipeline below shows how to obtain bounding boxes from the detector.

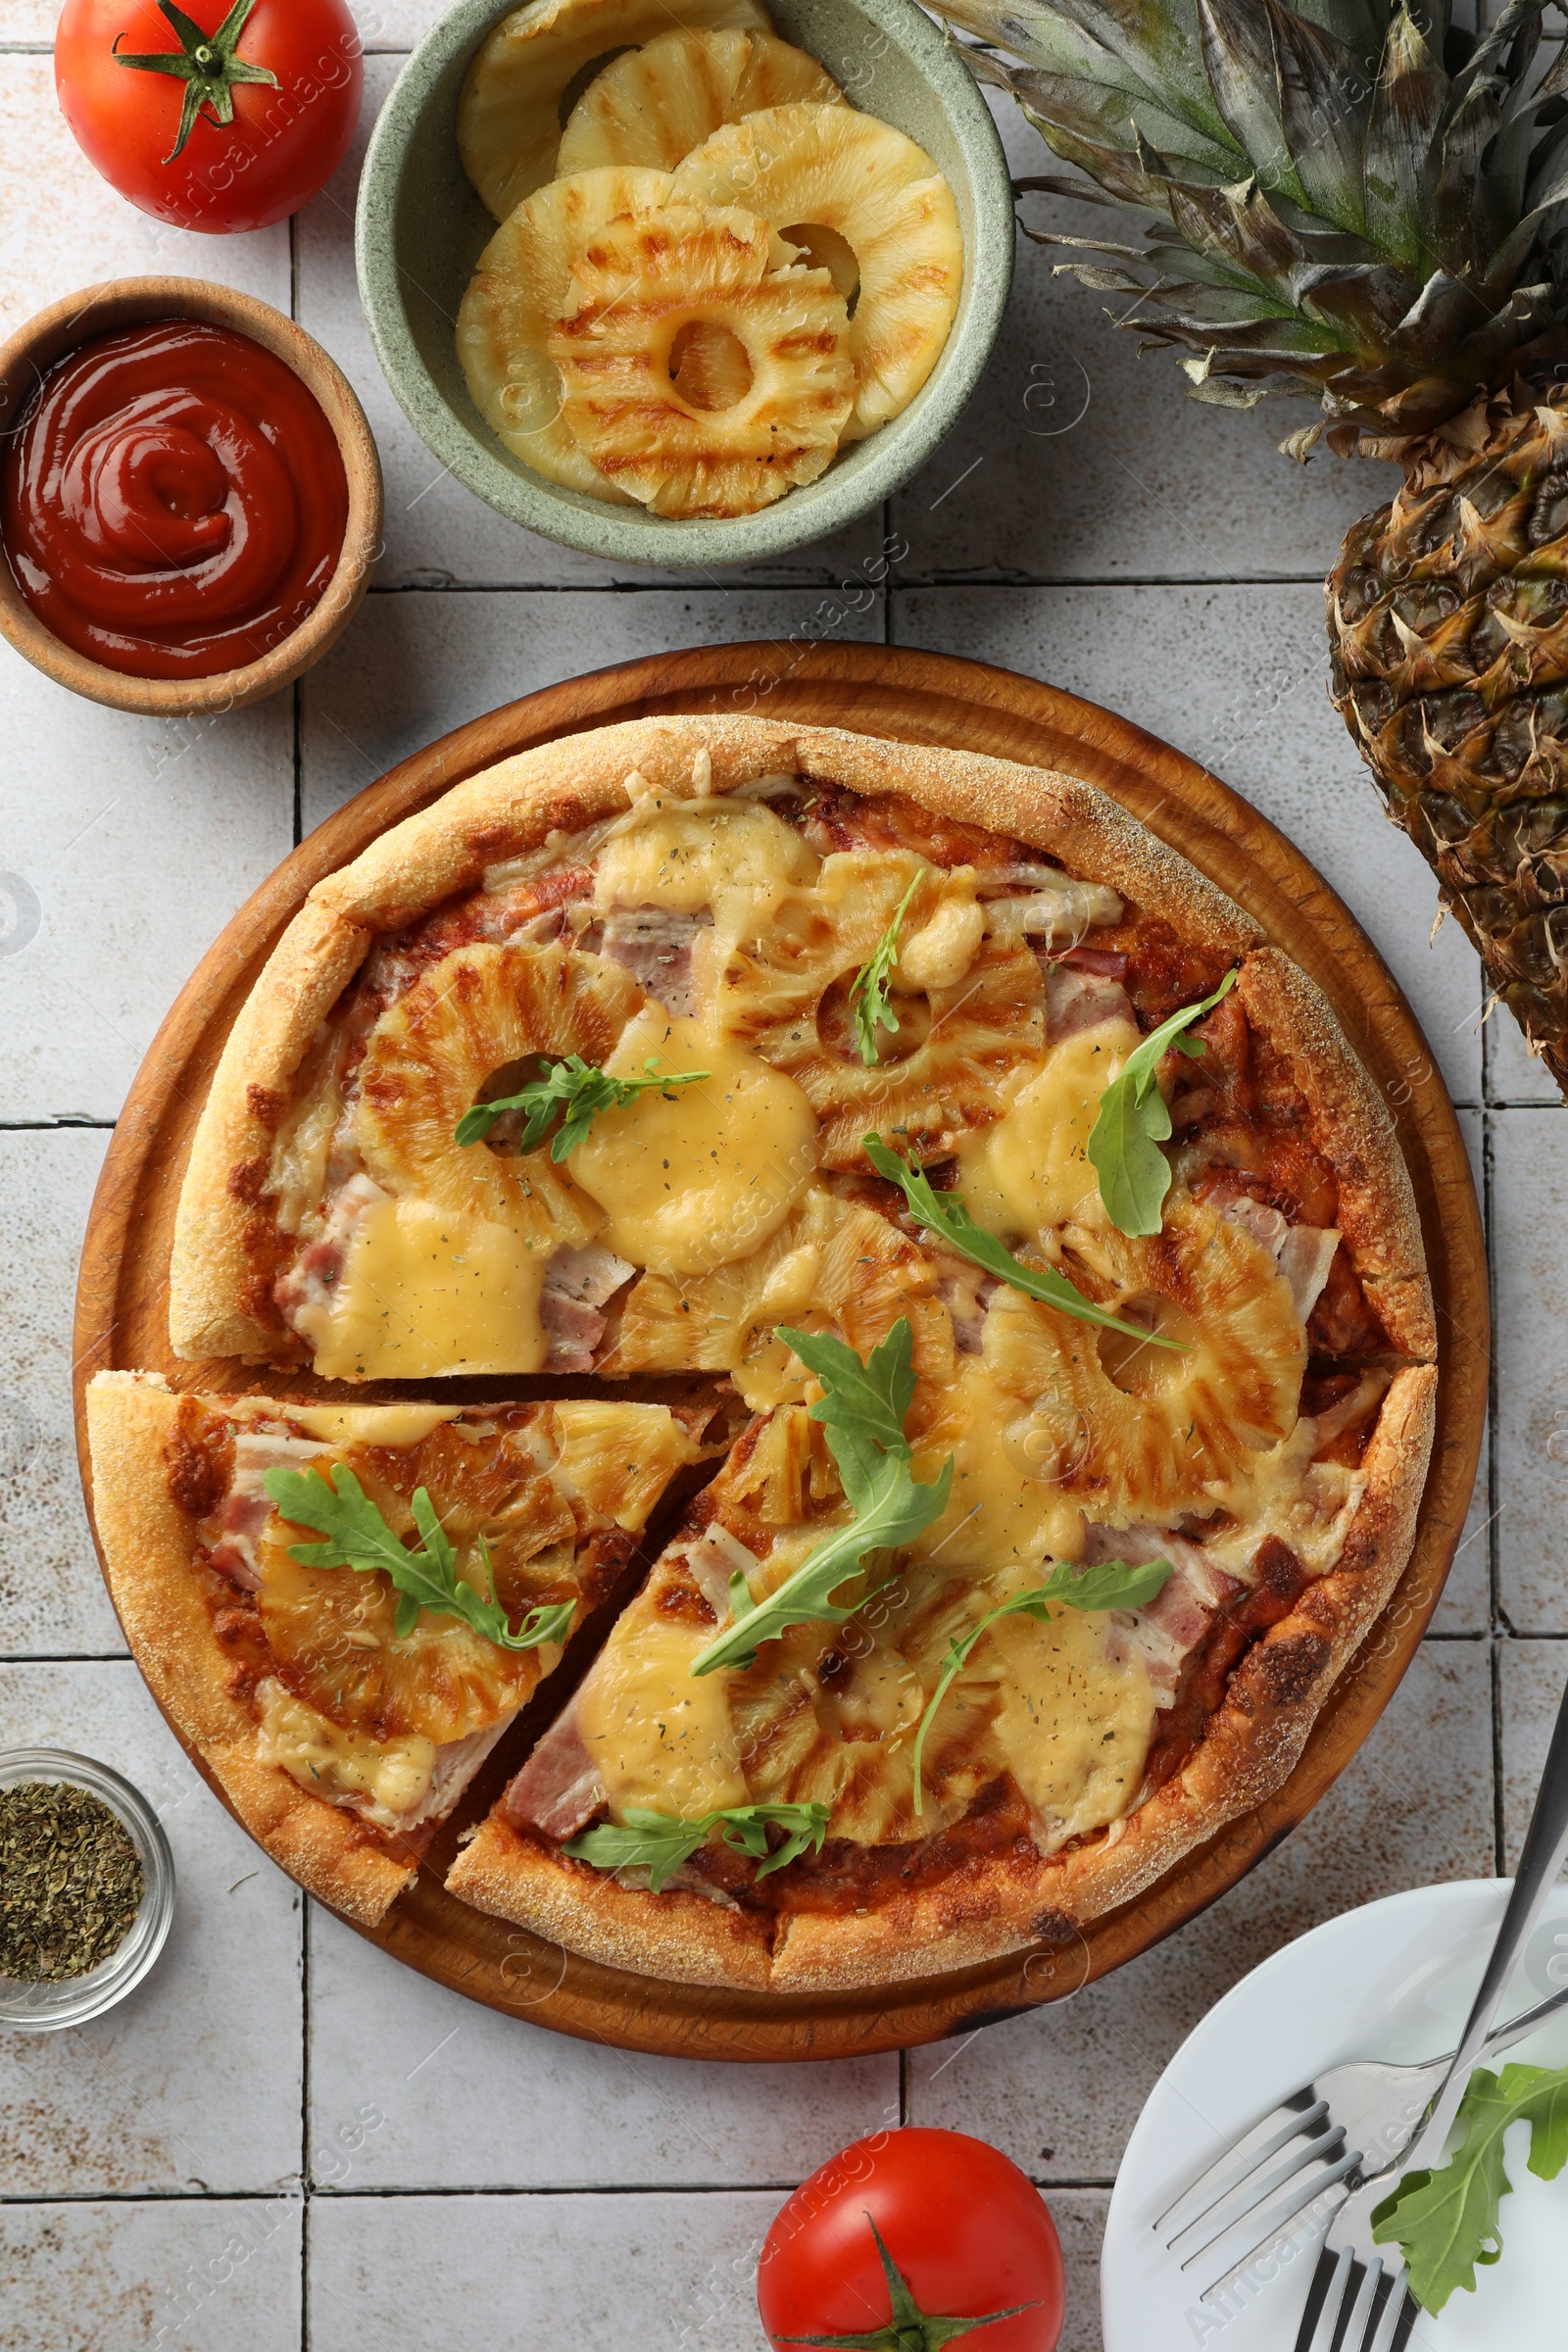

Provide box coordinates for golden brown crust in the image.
[1237,952,1435,1361]
[85,1372,418,1928]
[170,714,1260,1363]
[444,1366,1438,1991]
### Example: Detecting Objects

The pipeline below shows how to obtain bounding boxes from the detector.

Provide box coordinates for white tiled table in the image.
[0,23,1556,2350]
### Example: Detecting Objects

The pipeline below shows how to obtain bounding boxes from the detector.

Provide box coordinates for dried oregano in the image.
[0,1782,143,1982]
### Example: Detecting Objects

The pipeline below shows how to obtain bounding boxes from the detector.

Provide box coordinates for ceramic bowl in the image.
[0,1749,175,2034]
[356,0,1013,566]
[0,278,383,719]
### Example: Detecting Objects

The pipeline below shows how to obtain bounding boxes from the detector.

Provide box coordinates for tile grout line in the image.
[0,2178,1121,2203]
[301,1898,312,2352]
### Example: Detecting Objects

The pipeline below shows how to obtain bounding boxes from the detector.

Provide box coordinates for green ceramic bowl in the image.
[356,0,1013,566]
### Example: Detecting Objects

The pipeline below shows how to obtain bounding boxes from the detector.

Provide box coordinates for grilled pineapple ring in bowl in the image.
[674,104,963,441]
[550,203,856,517]
[458,0,771,220]
[457,165,674,495]
[556,26,845,176]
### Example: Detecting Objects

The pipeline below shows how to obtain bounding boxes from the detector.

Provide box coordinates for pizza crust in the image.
[446,1363,1437,1990]
[84,1372,416,1926]
[170,713,1262,1361]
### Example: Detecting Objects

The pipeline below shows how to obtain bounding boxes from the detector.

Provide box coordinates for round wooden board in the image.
[74,641,1488,2061]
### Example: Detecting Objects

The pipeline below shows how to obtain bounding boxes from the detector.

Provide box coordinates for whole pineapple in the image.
[930,0,1568,1086]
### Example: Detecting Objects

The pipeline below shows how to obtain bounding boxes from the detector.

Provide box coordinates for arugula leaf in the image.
[850,872,922,1066]
[1086,970,1238,1236]
[564,1801,831,1894]
[1372,2060,1568,2314]
[455,1054,708,1159]
[264,1464,575,1654]
[863,1134,1189,1352]
[910,1556,1174,1815]
[690,1318,954,1677]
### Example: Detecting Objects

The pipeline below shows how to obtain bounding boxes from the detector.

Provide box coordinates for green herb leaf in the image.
[863,1133,1190,1351]
[1086,970,1238,1235]
[263,1464,575,1654]
[850,872,922,1066]
[1373,2061,1568,2314]
[455,1054,708,1160]
[689,1318,953,1676]
[910,1555,1173,1816]
[564,1801,831,1894]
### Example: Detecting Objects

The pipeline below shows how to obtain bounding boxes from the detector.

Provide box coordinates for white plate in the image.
[1102,1880,1568,2350]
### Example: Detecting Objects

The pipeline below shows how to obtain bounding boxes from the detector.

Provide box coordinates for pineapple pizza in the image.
[87,714,1436,1986]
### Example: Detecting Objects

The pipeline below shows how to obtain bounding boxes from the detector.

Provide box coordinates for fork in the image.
[1153,1653,1568,2321]
[1290,1657,1568,2352]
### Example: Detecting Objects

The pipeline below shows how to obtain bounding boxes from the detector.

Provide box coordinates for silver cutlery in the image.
[1151,1656,1568,2345]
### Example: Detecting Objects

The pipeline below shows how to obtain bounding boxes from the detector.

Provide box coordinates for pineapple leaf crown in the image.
[934,0,1568,450]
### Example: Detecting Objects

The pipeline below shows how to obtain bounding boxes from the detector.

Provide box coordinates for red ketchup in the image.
[2,318,349,679]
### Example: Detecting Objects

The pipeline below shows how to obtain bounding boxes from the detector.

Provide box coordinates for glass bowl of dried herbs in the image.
[0,1749,174,2031]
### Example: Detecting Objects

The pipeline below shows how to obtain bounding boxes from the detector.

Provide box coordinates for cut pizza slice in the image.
[447,1313,1436,1991]
[85,1372,720,1924]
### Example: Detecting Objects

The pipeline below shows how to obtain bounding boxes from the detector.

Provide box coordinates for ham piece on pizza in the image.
[101,712,1439,1986]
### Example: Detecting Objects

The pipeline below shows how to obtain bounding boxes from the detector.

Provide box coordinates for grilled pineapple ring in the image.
[550,202,854,517]
[557,27,844,176]
[458,166,673,498]
[982,1200,1307,1526]
[257,1443,577,1744]
[712,849,1045,1166]
[355,941,642,1246]
[458,0,770,221]
[674,103,963,440]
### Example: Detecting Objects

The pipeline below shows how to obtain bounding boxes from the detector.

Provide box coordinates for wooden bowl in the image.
[74,641,1489,2060]
[0,277,383,719]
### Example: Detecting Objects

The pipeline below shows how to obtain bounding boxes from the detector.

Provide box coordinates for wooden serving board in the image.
[74,641,1488,2061]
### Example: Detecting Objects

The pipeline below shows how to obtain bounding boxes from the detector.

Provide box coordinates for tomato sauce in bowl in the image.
[1,318,349,679]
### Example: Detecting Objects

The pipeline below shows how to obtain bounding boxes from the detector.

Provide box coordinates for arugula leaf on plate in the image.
[564,1801,831,1894]
[263,1464,575,1653]
[909,1556,1174,1815]
[689,1318,953,1677]
[455,1054,708,1159]
[863,1133,1189,1351]
[1086,970,1238,1236]
[849,871,922,1066]
[1372,2060,1568,2314]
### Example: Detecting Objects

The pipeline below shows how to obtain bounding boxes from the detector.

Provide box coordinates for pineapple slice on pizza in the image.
[86,1372,717,1924]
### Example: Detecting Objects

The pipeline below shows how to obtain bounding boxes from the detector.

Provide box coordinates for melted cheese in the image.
[956,1016,1141,1238]
[987,1601,1155,1844]
[256,1680,435,1824]
[284,1404,460,1447]
[296,1197,549,1381]
[912,1361,1084,1573]
[575,1612,747,1818]
[566,1006,816,1276]
[593,795,817,912]
[548,1401,703,1528]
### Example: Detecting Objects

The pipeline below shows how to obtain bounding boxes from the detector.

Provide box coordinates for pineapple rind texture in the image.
[457,166,673,500]
[1328,384,1568,1085]
[556,26,843,177]
[458,0,771,221]
[550,203,855,516]
[674,103,964,440]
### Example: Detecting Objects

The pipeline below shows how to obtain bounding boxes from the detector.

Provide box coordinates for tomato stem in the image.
[771,2215,1036,2352]
[112,0,278,163]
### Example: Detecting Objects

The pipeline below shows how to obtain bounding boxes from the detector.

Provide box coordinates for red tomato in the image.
[55,0,362,234]
[758,2128,1065,2352]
